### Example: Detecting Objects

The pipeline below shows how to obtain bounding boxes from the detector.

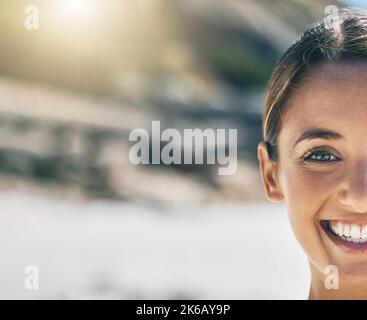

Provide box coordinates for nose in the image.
[338,160,367,213]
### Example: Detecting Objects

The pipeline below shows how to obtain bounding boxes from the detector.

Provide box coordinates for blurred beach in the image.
[0,0,352,299]
[1,190,309,299]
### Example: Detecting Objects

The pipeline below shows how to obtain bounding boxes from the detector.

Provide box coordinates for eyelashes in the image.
[302,146,341,163]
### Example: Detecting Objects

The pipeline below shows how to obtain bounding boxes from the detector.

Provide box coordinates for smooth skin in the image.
[258,62,367,299]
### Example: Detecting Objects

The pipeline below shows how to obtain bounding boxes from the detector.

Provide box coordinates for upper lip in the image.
[320,217,367,225]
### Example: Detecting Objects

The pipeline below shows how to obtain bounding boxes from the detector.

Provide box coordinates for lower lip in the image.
[320,221,367,253]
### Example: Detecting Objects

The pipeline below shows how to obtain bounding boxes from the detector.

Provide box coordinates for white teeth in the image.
[351,225,361,239]
[362,226,367,240]
[328,221,367,243]
[344,225,351,237]
[332,225,337,234]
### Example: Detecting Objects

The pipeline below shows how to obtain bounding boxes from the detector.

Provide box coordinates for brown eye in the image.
[303,149,340,163]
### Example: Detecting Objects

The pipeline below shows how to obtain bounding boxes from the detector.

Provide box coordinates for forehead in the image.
[279,62,367,139]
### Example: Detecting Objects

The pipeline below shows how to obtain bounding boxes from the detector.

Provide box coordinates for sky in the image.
[341,0,367,8]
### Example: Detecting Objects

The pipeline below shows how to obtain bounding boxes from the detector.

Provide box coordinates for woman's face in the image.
[258,62,367,285]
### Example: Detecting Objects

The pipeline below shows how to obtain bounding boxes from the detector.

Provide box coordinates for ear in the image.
[257,141,284,202]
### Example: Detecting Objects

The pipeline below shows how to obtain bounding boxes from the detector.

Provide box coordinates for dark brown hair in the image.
[263,7,367,161]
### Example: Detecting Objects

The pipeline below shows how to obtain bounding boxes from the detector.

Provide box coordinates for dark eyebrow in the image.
[293,128,343,148]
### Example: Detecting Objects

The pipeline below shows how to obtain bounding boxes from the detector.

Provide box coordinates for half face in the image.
[260,61,367,284]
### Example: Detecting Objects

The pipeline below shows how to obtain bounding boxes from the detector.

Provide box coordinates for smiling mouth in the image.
[321,220,367,251]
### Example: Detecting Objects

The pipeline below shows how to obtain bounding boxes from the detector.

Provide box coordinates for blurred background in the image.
[0,0,361,299]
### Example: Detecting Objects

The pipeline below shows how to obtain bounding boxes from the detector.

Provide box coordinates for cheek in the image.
[280,165,340,268]
[285,171,323,243]
[282,166,333,216]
